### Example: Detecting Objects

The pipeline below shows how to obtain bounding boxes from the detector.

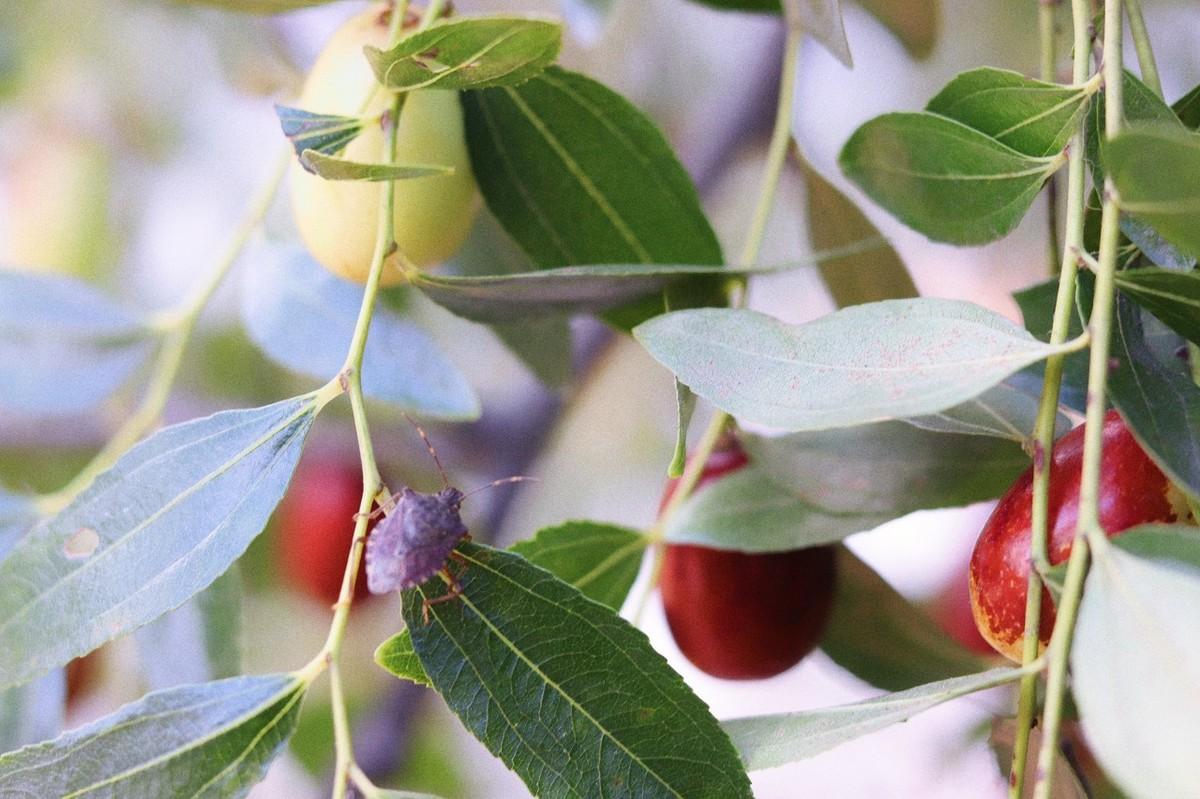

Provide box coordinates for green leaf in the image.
[904,380,1071,442]
[374,633,431,688]
[134,566,242,691]
[1098,283,1200,502]
[856,0,939,59]
[1072,536,1200,799]
[1085,71,1180,190]
[298,150,454,182]
[0,674,306,796]
[1110,524,1200,571]
[404,543,753,799]
[663,422,1027,551]
[241,247,479,420]
[839,112,1060,244]
[1106,126,1200,260]
[376,521,649,687]
[366,16,562,91]
[0,491,36,557]
[461,67,725,329]
[663,466,884,551]
[685,0,852,66]
[822,549,990,691]
[0,672,64,755]
[0,395,318,690]
[1173,83,1200,130]
[0,270,156,416]
[509,520,647,611]
[1115,267,1200,345]
[799,157,918,307]
[634,300,1078,432]
[926,68,1093,158]
[722,665,1031,771]
[274,104,364,159]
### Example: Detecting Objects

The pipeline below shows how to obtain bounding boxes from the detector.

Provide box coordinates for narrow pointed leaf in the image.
[0,271,155,416]
[461,67,725,329]
[800,157,918,308]
[1115,267,1200,345]
[839,112,1059,244]
[1173,83,1200,130]
[404,543,753,799]
[0,395,318,689]
[633,300,1077,432]
[366,16,562,91]
[822,549,989,691]
[668,380,696,478]
[0,674,306,797]
[298,150,453,182]
[1073,534,1200,799]
[134,566,242,691]
[723,665,1031,771]
[1106,126,1200,260]
[274,104,364,160]
[241,247,479,420]
[926,68,1092,157]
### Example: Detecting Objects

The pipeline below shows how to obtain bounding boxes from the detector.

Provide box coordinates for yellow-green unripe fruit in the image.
[289,4,478,286]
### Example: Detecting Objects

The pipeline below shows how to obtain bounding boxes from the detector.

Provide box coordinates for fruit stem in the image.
[1032,2,1125,797]
[635,11,804,619]
[1040,0,1060,277]
[1008,0,1095,793]
[1124,0,1162,98]
[35,149,291,516]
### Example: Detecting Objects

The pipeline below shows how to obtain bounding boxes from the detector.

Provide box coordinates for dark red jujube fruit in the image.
[969,409,1190,660]
[659,436,836,680]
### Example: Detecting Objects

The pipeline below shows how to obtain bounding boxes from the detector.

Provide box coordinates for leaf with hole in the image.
[403,542,753,798]
[634,300,1077,432]
[926,68,1093,157]
[461,67,725,329]
[366,16,562,91]
[722,665,1031,771]
[0,394,318,690]
[0,674,306,796]
[0,271,156,417]
[1072,533,1200,799]
[241,246,479,420]
[822,548,989,691]
[839,112,1060,244]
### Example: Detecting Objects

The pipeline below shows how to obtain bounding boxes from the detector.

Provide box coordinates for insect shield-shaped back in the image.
[365,486,468,594]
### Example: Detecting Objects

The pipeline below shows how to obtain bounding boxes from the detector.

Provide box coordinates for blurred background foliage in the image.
[1,0,1197,796]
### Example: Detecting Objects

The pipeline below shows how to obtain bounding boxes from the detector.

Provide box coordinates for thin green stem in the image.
[1040,0,1061,277]
[36,149,291,516]
[1124,0,1162,98]
[1008,3,1094,791]
[1032,3,1124,796]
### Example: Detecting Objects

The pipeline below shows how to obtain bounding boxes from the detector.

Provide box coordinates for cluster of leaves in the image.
[2,0,1199,798]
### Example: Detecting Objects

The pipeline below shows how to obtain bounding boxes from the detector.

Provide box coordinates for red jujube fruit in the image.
[659,436,836,680]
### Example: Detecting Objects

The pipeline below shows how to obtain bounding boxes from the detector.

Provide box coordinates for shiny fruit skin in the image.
[275,453,370,606]
[969,409,1189,661]
[659,438,837,680]
[289,3,478,286]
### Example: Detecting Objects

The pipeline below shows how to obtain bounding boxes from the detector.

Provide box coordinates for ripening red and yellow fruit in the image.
[274,451,371,606]
[659,437,837,680]
[289,3,478,285]
[969,409,1191,661]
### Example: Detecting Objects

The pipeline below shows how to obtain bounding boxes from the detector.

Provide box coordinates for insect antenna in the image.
[403,412,449,489]
[459,475,539,503]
